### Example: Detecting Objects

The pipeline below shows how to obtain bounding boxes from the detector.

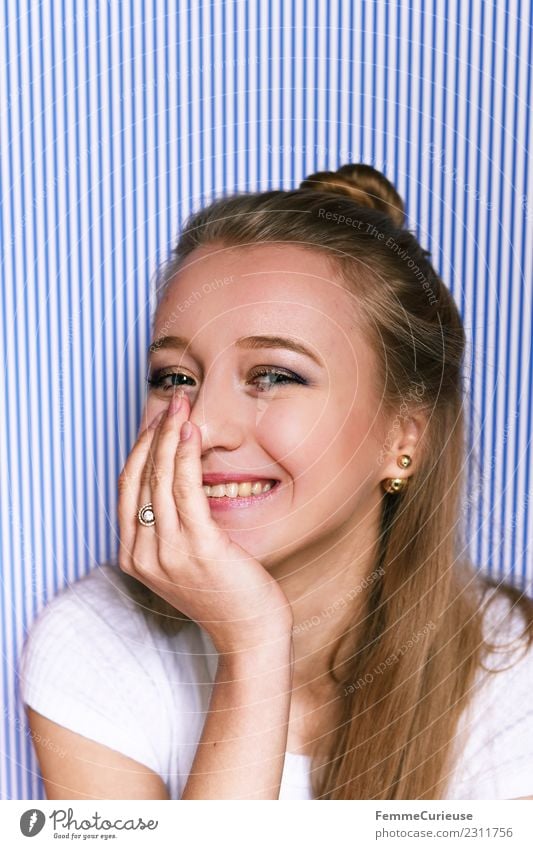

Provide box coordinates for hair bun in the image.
[299,163,405,228]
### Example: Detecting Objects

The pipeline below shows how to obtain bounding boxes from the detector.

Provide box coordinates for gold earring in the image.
[397,454,412,469]
[381,455,412,494]
[382,477,409,494]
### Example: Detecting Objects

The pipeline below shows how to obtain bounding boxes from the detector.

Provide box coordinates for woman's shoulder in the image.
[445,580,533,799]
[24,563,211,651]
[25,562,149,626]
[20,562,219,699]
[19,563,219,788]
[24,562,137,623]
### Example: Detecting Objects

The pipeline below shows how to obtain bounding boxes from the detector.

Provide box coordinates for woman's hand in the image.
[117,390,293,657]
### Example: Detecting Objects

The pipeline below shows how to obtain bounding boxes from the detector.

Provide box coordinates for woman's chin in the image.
[216,525,282,566]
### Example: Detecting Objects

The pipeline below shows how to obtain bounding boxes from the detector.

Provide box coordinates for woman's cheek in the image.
[255,401,336,460]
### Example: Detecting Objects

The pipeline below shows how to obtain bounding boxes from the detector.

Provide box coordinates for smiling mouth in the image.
[203,480,281,508]
[202,479,278,498]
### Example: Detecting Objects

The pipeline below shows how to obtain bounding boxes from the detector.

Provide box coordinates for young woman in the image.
[20,164,533,800]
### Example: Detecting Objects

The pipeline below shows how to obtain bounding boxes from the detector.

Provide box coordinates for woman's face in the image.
[141,242,390,568]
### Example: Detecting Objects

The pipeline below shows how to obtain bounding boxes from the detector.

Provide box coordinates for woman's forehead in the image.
[156,243,360,337]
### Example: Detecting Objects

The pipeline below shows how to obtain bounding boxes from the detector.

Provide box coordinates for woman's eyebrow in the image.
[148,334,324,367]
[236,335,324,367]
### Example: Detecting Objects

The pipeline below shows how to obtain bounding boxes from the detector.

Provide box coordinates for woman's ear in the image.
[378,411,427,485]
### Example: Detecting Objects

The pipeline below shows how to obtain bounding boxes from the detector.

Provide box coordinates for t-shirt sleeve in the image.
[446,592,533,800]
[18,569,171,779]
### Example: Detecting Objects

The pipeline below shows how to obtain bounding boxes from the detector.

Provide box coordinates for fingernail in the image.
[180,420,192,440]
[148,411,165,429]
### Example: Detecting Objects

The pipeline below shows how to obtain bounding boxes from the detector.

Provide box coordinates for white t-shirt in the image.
[18,564,533,800]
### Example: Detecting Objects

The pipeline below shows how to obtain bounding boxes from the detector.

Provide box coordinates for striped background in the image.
[1,0,532,800]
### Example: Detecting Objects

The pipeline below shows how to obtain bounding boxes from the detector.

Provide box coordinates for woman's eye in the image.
[247,367,306,392]
[146,370,195,391]
[146,367,306,393]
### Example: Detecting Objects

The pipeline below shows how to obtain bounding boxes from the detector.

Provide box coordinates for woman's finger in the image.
[117,409,165,572]
[172,395,217,547]
[149,389,189,564]
[129,439,165,578]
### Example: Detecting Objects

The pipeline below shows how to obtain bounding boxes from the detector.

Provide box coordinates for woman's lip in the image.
[205,480,282,510]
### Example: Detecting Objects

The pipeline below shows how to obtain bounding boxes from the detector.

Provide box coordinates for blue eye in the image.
[247,367,306,392]
[146,367,306,393]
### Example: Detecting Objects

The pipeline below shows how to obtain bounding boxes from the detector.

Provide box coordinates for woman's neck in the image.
[271,514,382,699]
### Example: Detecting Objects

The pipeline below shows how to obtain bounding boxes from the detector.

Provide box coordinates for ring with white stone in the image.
[137,502,156,527]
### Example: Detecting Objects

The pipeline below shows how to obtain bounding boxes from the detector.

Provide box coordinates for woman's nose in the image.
[188,387,244,453]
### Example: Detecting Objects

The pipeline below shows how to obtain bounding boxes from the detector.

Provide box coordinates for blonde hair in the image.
[118,163,533,799]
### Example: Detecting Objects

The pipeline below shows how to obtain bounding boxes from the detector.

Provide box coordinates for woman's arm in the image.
[27,633,293,800]
[182,636,294,800]
[117,392,297,799]
[26,708,170,799]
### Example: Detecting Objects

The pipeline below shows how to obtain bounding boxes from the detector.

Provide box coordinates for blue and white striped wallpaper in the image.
[1,0,532,800]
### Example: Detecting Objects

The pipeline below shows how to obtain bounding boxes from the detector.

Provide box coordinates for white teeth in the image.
[202,480,276,498]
